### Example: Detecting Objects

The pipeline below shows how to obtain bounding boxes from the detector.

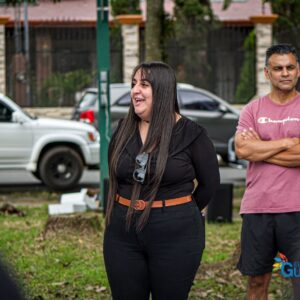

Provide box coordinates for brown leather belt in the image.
[116,194,192,211]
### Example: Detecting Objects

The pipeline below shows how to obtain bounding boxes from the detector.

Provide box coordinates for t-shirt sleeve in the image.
[236,102,256,133]
[190,129,220,211]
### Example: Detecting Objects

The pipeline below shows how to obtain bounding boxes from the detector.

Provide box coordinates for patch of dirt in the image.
[42,213,103,239]
[194,243,293,300]
[0,203,26,216]
[196,242,245,289]
[0,192,60,207]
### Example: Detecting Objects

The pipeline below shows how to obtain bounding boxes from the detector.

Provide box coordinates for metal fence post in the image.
[96,0,111,210]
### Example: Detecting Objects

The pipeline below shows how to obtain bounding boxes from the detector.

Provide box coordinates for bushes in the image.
[38,69,94,107]
[235,30,256,104]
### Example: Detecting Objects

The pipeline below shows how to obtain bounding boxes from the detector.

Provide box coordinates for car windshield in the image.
[79,92,97,109]
[2,95,35,120]
[179,90,220,111]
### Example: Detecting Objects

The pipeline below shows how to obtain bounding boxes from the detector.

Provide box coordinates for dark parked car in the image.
[72,83,240,161]
[227,136,248,169]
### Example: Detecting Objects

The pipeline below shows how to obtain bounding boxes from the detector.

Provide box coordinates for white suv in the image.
[0,94,99,191]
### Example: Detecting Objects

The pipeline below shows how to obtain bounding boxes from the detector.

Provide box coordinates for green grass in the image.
[0,203,110,300]
[202,221,241,264]
[0,190,294,299]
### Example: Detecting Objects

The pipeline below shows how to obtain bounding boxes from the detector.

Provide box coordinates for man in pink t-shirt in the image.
[235,44,300,299]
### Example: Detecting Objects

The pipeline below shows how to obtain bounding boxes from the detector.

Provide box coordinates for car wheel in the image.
[39,146,83,191]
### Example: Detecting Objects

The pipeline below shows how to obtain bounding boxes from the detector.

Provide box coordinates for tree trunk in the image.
[145,0,164,61]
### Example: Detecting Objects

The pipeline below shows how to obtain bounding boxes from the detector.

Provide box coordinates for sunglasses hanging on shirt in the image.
[133,152,149,184]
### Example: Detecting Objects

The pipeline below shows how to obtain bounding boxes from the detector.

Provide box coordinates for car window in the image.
[110,85,131,103]
[0,102,12,122]
[79,92,97,109]
[179,90,220,111]
[115,92,131,106]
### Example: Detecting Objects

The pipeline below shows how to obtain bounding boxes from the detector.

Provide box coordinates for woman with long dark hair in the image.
[104,61,220,300]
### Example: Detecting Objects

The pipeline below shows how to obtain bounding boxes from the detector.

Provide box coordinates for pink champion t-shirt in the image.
[237,94,300,214]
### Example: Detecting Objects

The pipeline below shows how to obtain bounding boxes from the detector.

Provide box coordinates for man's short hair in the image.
[265,44,299,66]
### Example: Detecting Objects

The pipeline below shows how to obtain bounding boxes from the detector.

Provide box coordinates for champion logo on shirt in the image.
[258,116,300,125]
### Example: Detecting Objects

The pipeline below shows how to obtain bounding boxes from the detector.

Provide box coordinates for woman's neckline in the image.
[137,115,184,146]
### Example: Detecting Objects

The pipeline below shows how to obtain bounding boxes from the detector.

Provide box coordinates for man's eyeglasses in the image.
[133,152,149,184]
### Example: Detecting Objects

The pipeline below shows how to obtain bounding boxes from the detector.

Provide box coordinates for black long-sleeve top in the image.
[109,117,220,210]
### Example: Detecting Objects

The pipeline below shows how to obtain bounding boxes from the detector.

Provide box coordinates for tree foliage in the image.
[175,0,213,22]
[267,0,300,28]
[40,69,94,106]
[268,0,300,54]
[110,0,140,16]
[235,30,256,103]
[225,0,300,103]
[145,0,164,61]
[224,0,300,28]
[173,0,215,88]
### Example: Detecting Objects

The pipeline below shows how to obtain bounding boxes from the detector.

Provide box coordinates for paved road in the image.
[0,167,246,192]
[220,166,246,185]
[0,170,99,192]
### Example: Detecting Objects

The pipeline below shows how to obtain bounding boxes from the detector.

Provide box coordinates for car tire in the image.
[39,146,83,191]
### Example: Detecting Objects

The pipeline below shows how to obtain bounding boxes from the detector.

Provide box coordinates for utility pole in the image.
[24,0,31,106]
[96,0,111,210]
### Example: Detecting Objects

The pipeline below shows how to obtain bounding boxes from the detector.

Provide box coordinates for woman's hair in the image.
[106,61,180,230]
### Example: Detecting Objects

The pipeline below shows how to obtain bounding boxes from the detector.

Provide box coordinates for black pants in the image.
[103,200,205,300]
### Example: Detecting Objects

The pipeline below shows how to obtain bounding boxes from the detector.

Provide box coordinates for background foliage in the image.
[235,30,256,104]
[39,70,94,107]
[110,0,141,16]
[172,0,215,89]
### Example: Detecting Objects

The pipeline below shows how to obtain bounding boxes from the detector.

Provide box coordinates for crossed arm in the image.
[235,128,300,167]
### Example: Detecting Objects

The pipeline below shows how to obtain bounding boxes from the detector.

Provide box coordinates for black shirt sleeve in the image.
[190,129,220,210]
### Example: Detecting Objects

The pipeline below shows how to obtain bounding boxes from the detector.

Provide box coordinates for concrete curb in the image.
[23,107,73,120]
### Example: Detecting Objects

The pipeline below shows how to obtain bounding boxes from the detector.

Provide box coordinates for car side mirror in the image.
[12,111,26,124]
[219,104,228,114]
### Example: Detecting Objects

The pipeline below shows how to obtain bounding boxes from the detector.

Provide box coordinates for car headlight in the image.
[87,131,98,142]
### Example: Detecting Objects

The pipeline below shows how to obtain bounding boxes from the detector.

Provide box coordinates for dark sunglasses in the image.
[133,152,149,184]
